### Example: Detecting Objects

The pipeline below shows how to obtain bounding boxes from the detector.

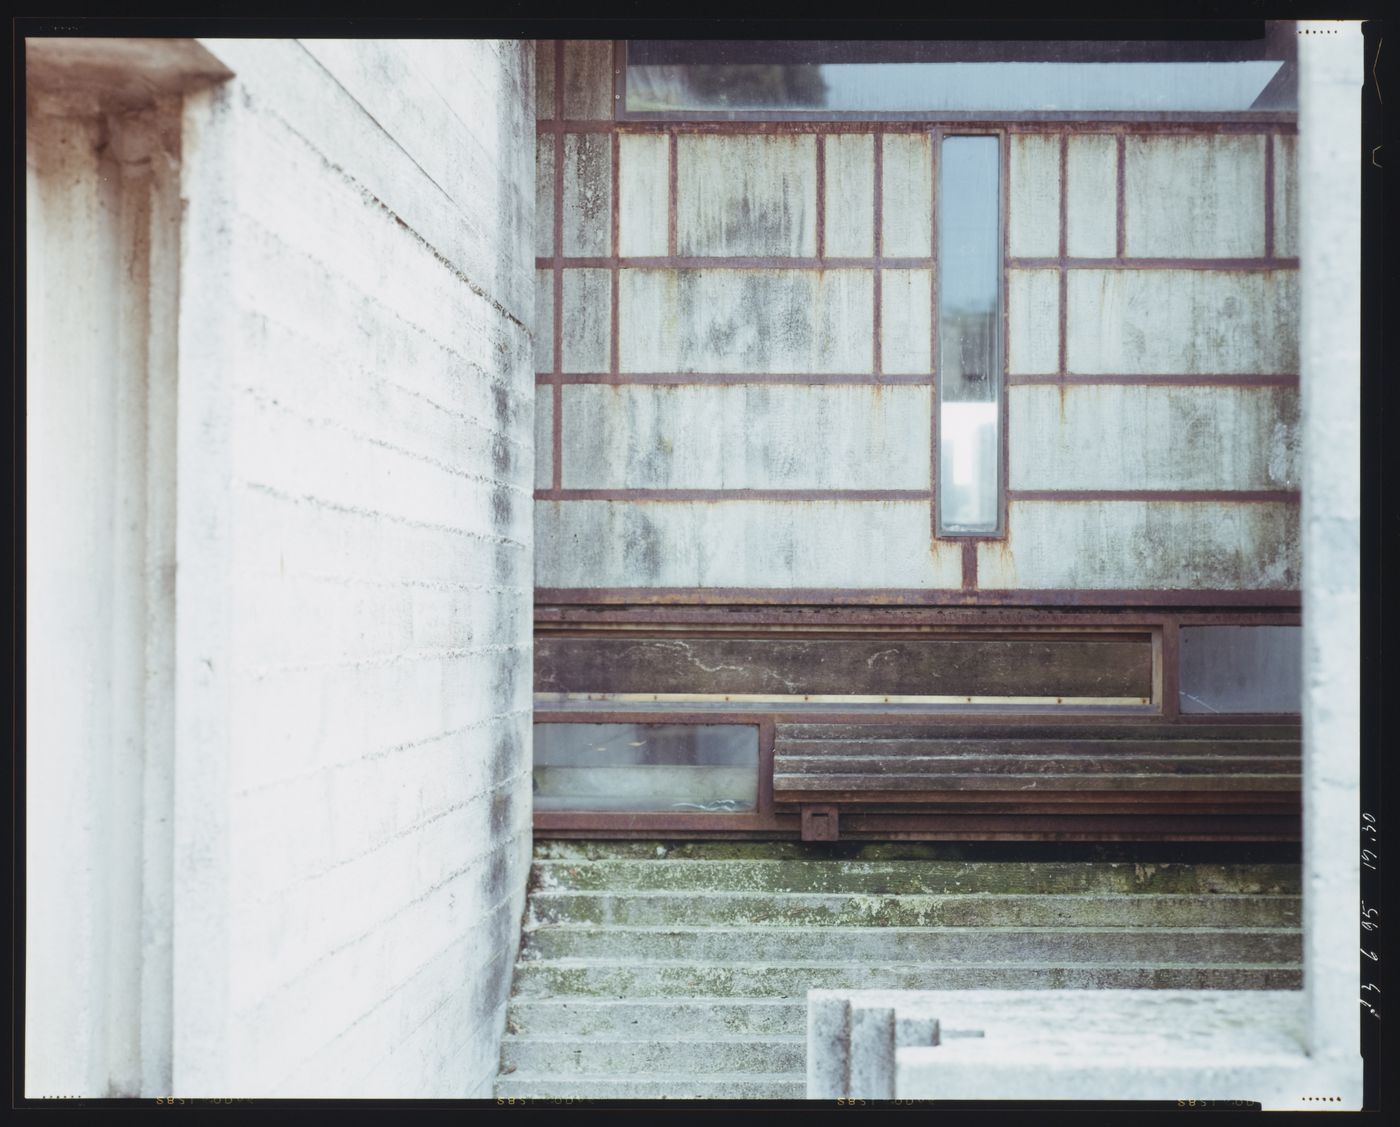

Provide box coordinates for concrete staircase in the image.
[495,842,1302,1100]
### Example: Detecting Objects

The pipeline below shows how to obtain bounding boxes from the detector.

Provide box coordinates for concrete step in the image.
[500,1035,805,1075]
[496,1071,806,1100]
[520,924,1301,965]
[509,959,1301,998]
[528,890,1301,929]
[506,997,806,1038]
[533,859,1301,896]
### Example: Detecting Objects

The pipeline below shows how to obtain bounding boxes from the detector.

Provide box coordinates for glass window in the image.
[623,30,1297,119]
[1178,626,1302,714]
[533,723,759,812]
[937,135,1002,536]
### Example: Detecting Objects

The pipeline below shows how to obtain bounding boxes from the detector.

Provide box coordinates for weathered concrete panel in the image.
[563,132,611,257]
[1273,134,1298,258]
[1008,385,1300,490]
[1124,135,1266,258]
[535,41,555,118]
[560,384,931,489]
[536,386,554,488]
[618,133,668,257]
[561,268,610,372]
[881,134,933,258]
[1009,134,1060,258]
[978,501,1299,589]
[825,134,875,258]
[534,269,553,372]
[537,500,962,588]
[1008,269,1059,375]
[1065,135,1117,258]
[535,136,554,257]
[881,269,933,375]
[677,135,816,257]
[1066,269,1298,375]
[562,40,613,120]
[619,269,873,374]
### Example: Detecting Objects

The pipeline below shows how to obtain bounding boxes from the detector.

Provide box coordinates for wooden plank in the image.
[776,722,1301,741]
[773,773,1301,793]
[773,755,1302,776]
[536,635,1154,697]
[773,738,1301,758]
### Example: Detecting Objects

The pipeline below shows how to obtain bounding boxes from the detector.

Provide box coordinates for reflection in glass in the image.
[1178,626,1301,714]
[534,724,758,812]
[938,136,1001,536]
[624,36,1298,117]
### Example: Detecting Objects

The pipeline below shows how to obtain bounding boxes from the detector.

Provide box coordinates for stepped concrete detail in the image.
[496,842,1302,1100]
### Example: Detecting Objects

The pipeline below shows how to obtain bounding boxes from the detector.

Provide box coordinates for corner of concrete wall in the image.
[166,38,537,1096]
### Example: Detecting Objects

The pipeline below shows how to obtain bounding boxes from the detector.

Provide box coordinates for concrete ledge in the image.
[26,38,232,111]
[809,988,1361,1109]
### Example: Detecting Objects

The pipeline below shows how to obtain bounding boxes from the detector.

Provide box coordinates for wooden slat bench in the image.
[773,722,1302,842]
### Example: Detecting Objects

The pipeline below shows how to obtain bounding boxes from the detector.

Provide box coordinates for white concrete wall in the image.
[173,39,535,1097]
[26,82,186,1099]
[26,38,536,1099]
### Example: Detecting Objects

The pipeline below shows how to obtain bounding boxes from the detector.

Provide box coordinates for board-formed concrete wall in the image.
[535,40,1301,597]
[25,38,536,1098]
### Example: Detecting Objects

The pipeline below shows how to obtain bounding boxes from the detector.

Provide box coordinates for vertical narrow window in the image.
[937,135,1002,536]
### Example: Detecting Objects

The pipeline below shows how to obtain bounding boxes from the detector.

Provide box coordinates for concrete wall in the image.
[535,40,1301,597]
[25,38,536,1098]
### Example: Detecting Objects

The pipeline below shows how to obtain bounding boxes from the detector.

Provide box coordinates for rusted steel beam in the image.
[534,587,1303,608]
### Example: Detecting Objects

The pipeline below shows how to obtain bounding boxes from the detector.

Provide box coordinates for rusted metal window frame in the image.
[537,39,1301,609]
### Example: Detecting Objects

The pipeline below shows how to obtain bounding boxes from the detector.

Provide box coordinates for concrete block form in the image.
[535,386,554,488]
[533,269,553,372]
[1066,269,1299,374]
[977,500,1299,590]
[880,269,933,375]
[881,133,933,257]
[824,133,875,257]
[618,268,874,374]
[618,133,669,256]
[1007,385,1300,491]
[561,40,613,120]
[562,132,611,257]
[1007,268,1060,374]
[536,500,963,589]
[1124,135,1267,258]
[561,268,611,371]
[1065,134,1118,258]
[1272,134,1298,257]
[559,383,931,489]
[1008,133,1061,258]
[534,135,554,257]
[677,135,817,257]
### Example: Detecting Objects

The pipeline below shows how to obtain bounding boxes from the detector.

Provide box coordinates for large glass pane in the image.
[624,32,1296,118]
[1178,626,1301,714]
[534,724,759,812]
[937,135,1001,536]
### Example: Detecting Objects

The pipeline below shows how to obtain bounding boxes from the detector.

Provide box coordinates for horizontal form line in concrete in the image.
[537,371,935,385]
[533,588,1303,607]
[538,119,1298,134]
[537,254,1300,271]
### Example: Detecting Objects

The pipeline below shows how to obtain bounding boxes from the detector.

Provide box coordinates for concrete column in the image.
[1297,20,1363,1063]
